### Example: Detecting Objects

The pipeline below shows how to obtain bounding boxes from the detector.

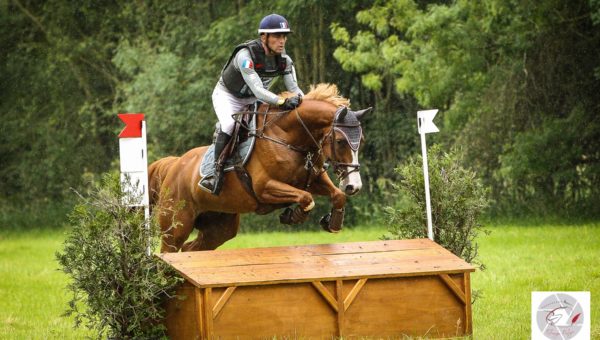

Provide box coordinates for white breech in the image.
[212,85,256,135]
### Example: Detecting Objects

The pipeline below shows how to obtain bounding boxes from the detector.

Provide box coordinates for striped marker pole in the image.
[118,113,151,255]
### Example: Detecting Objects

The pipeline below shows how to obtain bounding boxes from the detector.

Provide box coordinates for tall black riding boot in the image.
[199,132,231,195]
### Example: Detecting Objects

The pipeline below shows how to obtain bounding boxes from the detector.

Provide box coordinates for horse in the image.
[149,83,370,252]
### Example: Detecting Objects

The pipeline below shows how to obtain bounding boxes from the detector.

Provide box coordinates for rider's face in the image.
[262,33,288,55]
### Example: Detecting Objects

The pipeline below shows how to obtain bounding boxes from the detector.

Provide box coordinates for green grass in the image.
[1,223,598,339]
[473,222,600,339]
[0,228,94,339]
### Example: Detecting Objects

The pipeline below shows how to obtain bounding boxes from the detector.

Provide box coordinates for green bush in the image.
[56,173,182,339]
[384,145,489,267]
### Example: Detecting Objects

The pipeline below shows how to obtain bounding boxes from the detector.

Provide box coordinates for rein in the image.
[236,106,326,175]
[233,105,361,183]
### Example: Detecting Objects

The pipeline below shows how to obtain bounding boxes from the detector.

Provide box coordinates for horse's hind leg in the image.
[181,212,240,251]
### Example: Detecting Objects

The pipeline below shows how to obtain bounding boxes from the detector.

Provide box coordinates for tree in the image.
[1,0,125,200]
[331,0,600,216]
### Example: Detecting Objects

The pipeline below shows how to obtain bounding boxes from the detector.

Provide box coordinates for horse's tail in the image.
[148,156,178,206]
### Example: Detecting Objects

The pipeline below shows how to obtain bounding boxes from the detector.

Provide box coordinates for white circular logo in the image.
[536,293,584,339]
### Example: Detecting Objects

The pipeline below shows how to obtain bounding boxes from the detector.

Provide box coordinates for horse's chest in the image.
[281,168,312,187]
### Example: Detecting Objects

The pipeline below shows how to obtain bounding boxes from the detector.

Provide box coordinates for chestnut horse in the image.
[149,84,370,252]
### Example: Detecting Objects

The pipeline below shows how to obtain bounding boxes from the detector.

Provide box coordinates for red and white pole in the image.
[118,113,151,255]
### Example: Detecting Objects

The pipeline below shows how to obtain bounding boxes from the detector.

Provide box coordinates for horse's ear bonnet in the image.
[353,107,372,121]
[334,106,362,151]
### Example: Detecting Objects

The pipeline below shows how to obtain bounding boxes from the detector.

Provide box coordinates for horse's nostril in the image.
[345,185,355,194]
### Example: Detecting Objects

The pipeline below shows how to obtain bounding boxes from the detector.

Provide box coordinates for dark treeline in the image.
[2,0,599,221]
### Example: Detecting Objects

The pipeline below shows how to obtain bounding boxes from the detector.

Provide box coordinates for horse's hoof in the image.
[320,213,331,231]
[279,207,294,225]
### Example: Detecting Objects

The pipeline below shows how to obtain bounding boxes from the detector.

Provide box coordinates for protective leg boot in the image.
[279,206,310,225]
[199,132,231,195]
[320,208,345,233]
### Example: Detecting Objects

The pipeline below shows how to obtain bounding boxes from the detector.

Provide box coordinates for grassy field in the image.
[0,228,95,339]
[1,222,598,339]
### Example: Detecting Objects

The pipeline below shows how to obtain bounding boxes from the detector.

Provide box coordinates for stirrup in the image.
[198,175,215,193]
[198,173,225,195]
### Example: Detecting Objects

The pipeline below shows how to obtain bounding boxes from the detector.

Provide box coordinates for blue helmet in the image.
[258,14,292,34]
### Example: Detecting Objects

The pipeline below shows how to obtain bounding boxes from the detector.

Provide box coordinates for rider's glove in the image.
[279,94,302,110]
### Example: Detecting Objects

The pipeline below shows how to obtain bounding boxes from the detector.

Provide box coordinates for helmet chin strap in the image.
[263,33,279,55]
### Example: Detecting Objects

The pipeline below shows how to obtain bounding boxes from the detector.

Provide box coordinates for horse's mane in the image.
[281,83,350,107]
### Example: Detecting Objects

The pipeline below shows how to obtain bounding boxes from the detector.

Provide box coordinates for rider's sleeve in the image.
[235,49,280,105]
[283,55,304,96]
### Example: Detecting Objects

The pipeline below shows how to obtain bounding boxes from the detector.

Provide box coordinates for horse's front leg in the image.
[259,180,316,224]
[308,171,346,209]
[308,171,347,233]
[159,202,196,253]
[182,212,240,251]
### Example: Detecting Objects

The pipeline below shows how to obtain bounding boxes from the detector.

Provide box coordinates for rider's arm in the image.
[282,55,304,96]
[235,49,282,105]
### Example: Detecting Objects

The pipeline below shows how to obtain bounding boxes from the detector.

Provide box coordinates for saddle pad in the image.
[199,115,256,178]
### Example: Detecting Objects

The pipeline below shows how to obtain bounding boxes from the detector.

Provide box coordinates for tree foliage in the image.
[332,0,600,217]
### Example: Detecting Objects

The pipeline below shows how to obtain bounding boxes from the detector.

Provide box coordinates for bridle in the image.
[235,105,362,182]
[327,108,363,181]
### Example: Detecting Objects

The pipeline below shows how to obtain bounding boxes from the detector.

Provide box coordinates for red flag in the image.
[118,113,144,138]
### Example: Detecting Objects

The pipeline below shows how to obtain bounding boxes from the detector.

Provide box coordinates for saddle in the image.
[199,107,257,178]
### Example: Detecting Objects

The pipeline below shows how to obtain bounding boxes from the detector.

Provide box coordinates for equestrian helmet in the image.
[258,14,291,34]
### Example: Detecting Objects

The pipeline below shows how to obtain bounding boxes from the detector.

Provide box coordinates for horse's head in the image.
[261,84,371,196]
[324,106,371,196]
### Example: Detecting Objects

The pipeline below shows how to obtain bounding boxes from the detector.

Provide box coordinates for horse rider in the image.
[199,13,304,195]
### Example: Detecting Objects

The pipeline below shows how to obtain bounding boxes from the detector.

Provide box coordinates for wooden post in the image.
[336,280,344,337]
[464,272,473,334]
[203,288,213,338]
[194,287,204,338]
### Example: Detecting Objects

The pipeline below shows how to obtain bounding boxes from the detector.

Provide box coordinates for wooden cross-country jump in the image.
[159,238,474,338]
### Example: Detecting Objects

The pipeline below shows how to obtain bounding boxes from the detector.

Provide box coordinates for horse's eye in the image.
[336,139,344,145]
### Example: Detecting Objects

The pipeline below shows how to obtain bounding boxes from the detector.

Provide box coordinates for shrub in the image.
[384,145,489,267]
[56,173,182,339]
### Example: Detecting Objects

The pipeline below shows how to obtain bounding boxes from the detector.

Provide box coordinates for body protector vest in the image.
[221,39,288,98]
